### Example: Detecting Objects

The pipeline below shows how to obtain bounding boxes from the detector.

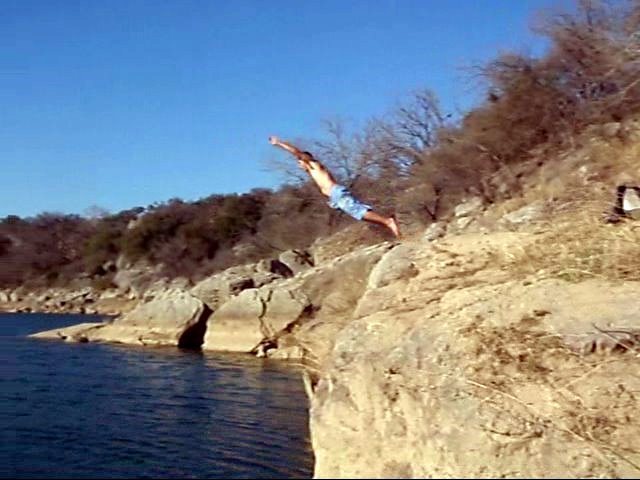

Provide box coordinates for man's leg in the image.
[363,210,400,238]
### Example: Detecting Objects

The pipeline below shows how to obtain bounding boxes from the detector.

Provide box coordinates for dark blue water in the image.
[1,313,313,479]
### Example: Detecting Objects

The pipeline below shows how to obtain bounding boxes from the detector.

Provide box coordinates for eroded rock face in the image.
[202,289,265,352]
[279,249,314,276]
[366,244,419,290]
[310,277,640,478]
[203,286,310,352]
[203,242,393,354]
[190,262,284,311]
[354,244,420,319]
[112,258,161,299]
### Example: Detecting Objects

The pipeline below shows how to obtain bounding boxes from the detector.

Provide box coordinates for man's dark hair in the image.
[299,151,314,162]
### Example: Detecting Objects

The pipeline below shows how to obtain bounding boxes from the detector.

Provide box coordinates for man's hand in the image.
[269,136,303,158]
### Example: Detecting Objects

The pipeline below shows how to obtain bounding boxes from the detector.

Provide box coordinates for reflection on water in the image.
[2,313,313,479]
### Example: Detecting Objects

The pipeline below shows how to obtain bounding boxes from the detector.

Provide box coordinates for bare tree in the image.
[389,88,445,164]
[356,88,447,181]
[312,117,370,187]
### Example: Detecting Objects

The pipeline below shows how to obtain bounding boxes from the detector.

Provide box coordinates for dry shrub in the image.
[407,1,640,210]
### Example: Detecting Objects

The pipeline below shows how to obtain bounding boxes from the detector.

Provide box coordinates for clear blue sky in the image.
[1,0,572,218]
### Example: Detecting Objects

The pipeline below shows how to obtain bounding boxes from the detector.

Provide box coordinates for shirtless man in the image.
[269,136,400,238]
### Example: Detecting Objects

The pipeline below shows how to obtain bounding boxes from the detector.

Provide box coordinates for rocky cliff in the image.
[22,133,640,477]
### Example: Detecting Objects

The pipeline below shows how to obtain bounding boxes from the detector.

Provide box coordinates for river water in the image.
[1,313,313,478]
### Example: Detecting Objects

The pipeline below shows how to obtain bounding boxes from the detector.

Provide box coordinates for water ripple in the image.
[2,313,313,479]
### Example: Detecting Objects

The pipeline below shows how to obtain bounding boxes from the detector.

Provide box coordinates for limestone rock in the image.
[99,289,121,300]
[354,245,421,318]
[454,196,483,218]
[453,215,474,231]
[299,243,393,309]
[203,289,265,352]
[31,322,104,342]
[423,222,446,242]
[142,277,191,302]
[501,201,545,226]
[267,345,305,360]
[600,121,621,138]
[366,245,419,290]
[191,265,257,310]
[270,242,393,359]
[257,258,294,278]
[279,249,314,276]
[622,186,640,218]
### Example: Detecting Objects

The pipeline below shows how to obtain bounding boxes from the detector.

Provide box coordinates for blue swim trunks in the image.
[328,185,372,220]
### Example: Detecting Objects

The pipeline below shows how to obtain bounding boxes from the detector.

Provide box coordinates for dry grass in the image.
[464,317,640,474]
[499,134,640,283]
[524,209,640,283]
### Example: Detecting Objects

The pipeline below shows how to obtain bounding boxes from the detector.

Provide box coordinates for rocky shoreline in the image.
[0,286,136,316]
[25,241,399,355]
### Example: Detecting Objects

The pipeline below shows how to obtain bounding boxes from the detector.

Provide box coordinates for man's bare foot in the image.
[269,135,279,145]
[387,215,400,238]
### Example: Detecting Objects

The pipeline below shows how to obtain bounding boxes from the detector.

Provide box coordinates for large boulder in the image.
[31,290,210,348]
[202,289,265,352]
[366,244,419,290]
[142,277,191,302]
[31,322,104,342]
[203,286,310,352]
[423,222,446,242]
[621,185,640,219]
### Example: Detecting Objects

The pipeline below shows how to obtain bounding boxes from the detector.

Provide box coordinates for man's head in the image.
[298,151,314,163]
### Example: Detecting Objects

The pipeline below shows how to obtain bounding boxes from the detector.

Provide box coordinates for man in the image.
[269,136,400,238]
